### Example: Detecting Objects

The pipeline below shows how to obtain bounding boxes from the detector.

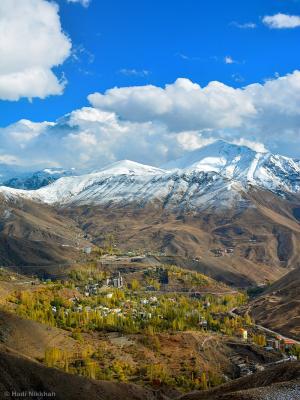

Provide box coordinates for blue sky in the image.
[0,0,300,169]
[1,0,300,125]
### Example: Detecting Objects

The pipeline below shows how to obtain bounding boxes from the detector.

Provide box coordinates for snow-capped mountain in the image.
[1,141,300,209]
[0,164,29,184]
[164,140,300,192]
[2,168,77,190]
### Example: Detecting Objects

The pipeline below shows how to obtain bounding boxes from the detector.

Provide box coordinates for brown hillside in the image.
[0,196,90,267]
[249,267,300,340]
[61,186,300,286]
[0,310,81,360]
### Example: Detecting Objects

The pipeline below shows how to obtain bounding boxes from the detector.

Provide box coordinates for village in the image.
[48,266,220,329]
[45,263,299,370]
[1,261,299,391]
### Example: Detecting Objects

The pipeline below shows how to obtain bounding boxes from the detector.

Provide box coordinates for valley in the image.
[0,141,300,399]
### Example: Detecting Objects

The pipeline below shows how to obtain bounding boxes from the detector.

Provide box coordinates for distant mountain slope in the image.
[62,187,300,286]
[0,194,89,266]
[2,168,77,190]
[0,164,27,184]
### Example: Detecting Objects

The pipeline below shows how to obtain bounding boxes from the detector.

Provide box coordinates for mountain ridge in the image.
[1,140,299,209]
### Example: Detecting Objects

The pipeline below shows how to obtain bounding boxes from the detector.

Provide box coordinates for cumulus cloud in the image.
[67,0,91,7]
[1,71,300,170]
[0,0,71,101]
[0,108,180,170]
[263,13,300,29]
[88,78,256,132]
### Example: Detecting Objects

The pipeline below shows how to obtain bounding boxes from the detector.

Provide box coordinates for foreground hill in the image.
[0,343,299,400]
[0,345,155,400]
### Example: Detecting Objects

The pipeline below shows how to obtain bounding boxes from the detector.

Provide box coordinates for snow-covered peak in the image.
[164,140,265,179]
[165,140,255,169]
[25,160,167,204]
[94,159,166,176]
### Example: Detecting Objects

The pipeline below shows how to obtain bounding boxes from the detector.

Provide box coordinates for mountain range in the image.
[1,140,300,287]
[1,140,300,208]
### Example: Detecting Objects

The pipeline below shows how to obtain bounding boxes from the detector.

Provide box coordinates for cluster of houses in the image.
[230,353,264,377]
[66,293,161,320]
[51,297,148,320]
[50,290,212,325]
[106,271,123,289]
[210,248,234,257]
[80,272,124,297]
[265,336,298,353]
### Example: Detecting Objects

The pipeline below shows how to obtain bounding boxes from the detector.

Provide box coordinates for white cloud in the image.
[72,45,95,64]
[263,13,300,29]
[232,73,244,83]
[231,139,268,153]
[176,131,215,151]
[87,71,300,159]
[175,53,201,61]
[0,0,71,101]
[230,21,257,29]
[119,69,150,77]
[88,78,255,132]
[67,0,91,7]
[0,154,20,165]
[4,119,54,146]
[2,71,300,170]
[224,56,235,64]
[0,108,178,169]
